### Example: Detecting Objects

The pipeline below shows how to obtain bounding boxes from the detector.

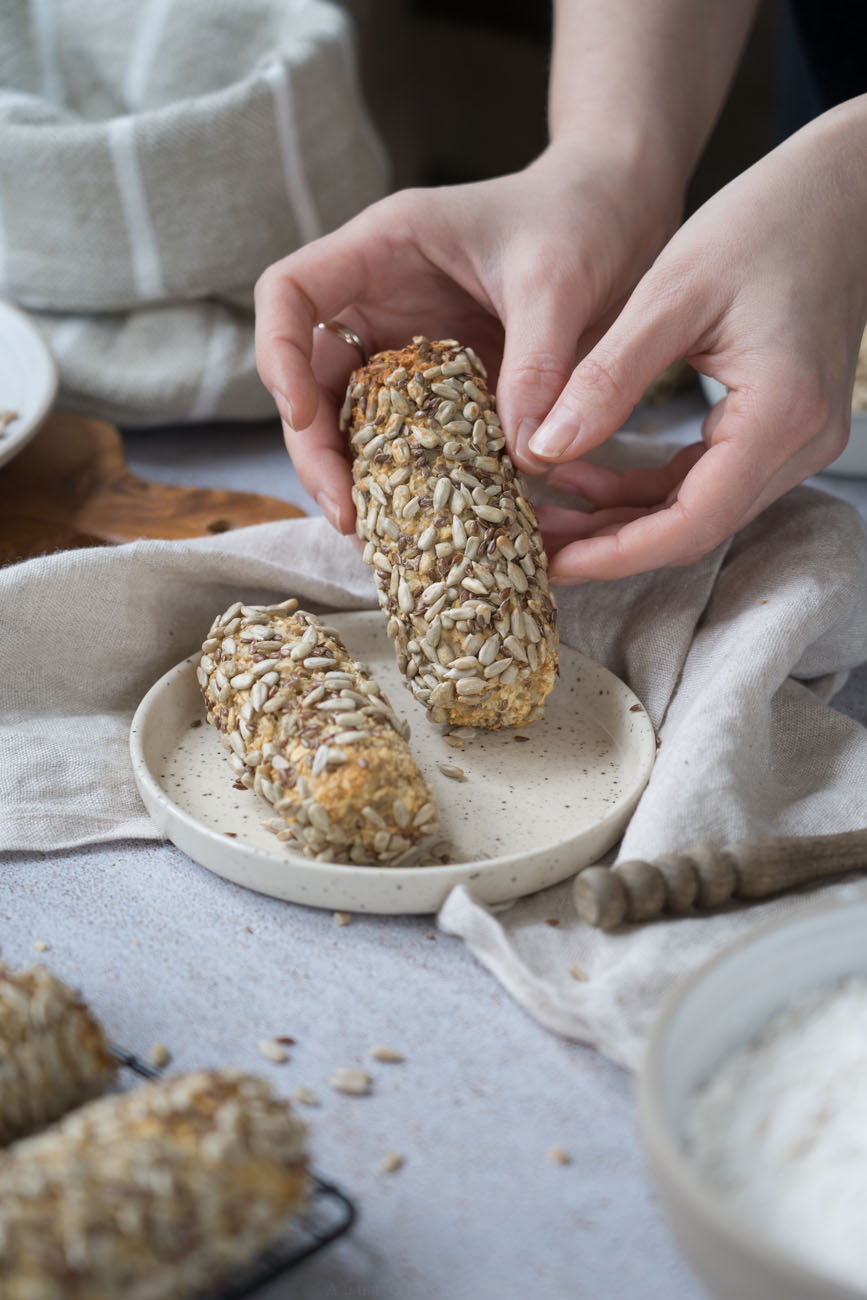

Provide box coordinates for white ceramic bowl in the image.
[638,895,867,1300]
[699,373,867,479]
[0,298,57,469]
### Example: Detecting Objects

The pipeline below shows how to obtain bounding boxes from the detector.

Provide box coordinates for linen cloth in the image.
[0,0,386,424]
[2,484,866,1069]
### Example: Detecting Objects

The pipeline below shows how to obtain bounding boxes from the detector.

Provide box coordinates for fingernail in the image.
[515,417,541,461]
[316,491,341,530]
[529,414,577,459]
[272,387,296,430]
[548,574,589,586]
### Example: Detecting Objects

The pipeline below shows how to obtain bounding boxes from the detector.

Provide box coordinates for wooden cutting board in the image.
[0,411,304,566]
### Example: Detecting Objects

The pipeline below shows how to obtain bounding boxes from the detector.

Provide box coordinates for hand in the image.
[254,137,681,531]
[528,96,867,582]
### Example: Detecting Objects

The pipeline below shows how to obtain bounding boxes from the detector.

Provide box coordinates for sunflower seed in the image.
[523,612,541,643]
[329,1068,372,1096]
[455,678,485,697]
[475,503,505,524]
[478,635,500,666]
[448,656,479,672]
[378,1151,405,1174]
[258,1039,289,1064]
[438,763,467,781]
[370,1044,405,1063]
[433,477,452,511]
[398,579,415,613]
[503,635,528,663]
[484,657,514,678]
[332,730,370,745]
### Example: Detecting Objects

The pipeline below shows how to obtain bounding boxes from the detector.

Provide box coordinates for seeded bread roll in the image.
[199,598,438,865]
[0,962,116,1146]
[0,1069,308,1300]
[343,336,558,728]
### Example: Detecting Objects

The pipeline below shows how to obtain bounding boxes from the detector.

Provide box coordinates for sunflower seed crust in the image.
[199,599,439,866]
[344,337,558,728]
[0,962,117,1146]
[0,1070,308,1299]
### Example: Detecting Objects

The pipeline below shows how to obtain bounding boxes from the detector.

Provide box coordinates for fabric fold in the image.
[2,484,866,1069]
[0,0,387,423]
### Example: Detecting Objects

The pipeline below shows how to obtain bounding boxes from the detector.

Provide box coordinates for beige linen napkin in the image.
[1,487,866,1068]
[0,0,386,424]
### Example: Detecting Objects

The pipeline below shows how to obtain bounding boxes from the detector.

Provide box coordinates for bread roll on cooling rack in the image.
[343,336,558,728]
[199,598,439,865]
[0,1069,308,1300]
[0,962,116,1145]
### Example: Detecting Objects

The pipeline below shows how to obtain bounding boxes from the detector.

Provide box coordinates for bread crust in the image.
[344,337,558,728]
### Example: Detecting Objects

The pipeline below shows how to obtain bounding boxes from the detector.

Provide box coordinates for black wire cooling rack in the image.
[111,1046,357,1297]
[203,1174,357,1299]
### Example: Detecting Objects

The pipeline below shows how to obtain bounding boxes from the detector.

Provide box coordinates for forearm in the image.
[549,0,761,194]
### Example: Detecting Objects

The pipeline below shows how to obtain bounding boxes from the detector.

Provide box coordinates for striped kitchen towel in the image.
[0,0,387,425]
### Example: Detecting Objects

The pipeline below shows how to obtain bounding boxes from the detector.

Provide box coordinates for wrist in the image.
[537,128,685,252]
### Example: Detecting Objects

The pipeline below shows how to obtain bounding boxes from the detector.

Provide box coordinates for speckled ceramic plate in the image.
[0,300,57,469]
[130,611,655,914]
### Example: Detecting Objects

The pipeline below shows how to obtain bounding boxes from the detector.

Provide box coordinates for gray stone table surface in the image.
[2,397,865,1300]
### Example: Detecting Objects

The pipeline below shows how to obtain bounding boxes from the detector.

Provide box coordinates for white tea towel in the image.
[1,487,866,1069]
[0,0,387,423]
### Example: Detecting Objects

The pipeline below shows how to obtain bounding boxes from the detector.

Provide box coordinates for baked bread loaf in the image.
[0,962,116,1145]
[343,336,558,728]
[0,1069,308,1300]
[199,598,438,864]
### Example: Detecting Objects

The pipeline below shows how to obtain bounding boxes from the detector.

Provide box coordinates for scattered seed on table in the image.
[369,1045,405,1063]
[547,1146,571,1166]
[438,763,467,782]
[33,939,48,953]
[329,1067,372,1096]
[149,1042,171,1069]
[293,1086,320,1107]
[568,964,589,982]
[332,911,352,927]
[379,1151,404,1174]
[258,1039,289,1064]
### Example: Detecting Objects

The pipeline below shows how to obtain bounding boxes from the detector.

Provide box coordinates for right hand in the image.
[254,137,683,531]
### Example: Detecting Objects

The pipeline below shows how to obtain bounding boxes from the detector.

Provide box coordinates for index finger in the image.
[546,437,762,581]
[254,222,373,431]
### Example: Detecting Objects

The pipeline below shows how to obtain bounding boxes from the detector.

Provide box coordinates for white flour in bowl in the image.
[684,976,867,1291]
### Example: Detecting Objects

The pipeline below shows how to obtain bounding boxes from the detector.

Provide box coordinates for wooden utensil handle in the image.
[572,829,867,930]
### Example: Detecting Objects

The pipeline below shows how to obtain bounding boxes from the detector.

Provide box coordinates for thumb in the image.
[496,271,592,474]
[527,270,711,463]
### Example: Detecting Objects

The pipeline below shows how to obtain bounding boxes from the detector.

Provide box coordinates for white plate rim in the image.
[130,617,657,913]
[0,299,58,470]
